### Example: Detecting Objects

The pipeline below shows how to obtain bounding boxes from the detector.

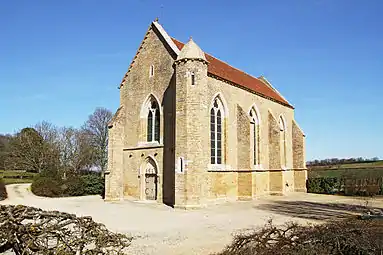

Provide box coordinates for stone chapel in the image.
[105,20,307,208]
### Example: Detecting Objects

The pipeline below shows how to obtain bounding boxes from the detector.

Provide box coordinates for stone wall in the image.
[120,25,176,148]
[268,111,281,170]
[292,120,305,169]
[203,172,238,203]
[294,169,307,192]
[252,171,269,197]
[292,120,307,192]
[283,170,295,193]
[162,76,176,206]
[105,106,125,201]
[238,172,252,200]
[205,77,295,172]
[122,148,164,201]
[236,105,250,170]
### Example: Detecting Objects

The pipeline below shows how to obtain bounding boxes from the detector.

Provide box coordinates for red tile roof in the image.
[171,38,293,108]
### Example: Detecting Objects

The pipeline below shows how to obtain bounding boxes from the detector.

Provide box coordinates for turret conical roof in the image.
[176,38,207,62]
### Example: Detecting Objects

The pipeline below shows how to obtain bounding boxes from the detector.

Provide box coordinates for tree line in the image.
[306,157,380,167]
[0,107,112,175]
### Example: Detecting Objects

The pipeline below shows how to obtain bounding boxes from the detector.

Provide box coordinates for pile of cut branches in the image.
[0,205,132,254]
[217,218,383,255]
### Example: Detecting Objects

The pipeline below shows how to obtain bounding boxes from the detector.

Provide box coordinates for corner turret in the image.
[173,37,210,208]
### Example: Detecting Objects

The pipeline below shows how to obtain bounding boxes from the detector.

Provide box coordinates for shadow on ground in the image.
[256,200,383,221]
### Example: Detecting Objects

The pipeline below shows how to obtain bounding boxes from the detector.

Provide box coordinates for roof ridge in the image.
[208,53,262,83]
[171,37,293,108]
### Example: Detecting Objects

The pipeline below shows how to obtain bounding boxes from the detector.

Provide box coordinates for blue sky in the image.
[1,0,382,160]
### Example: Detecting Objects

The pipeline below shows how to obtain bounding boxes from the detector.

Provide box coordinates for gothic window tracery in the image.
[147,100,160,142]
[210,97,225,164]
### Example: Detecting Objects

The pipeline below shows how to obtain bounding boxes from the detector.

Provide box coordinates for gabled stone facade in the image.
[105,20,307,208]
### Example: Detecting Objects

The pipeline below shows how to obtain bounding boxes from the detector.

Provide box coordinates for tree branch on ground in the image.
[0,205,132,254]
[217,218,383,255]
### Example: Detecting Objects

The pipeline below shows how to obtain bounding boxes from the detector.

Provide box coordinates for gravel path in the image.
[2,184,383,254]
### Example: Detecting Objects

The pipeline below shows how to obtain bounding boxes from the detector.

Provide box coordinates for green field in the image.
[308,161,383,179]
[1,178,33,185]
[0,170,36,185]
[309,160,383,169]
[309,167,383,178]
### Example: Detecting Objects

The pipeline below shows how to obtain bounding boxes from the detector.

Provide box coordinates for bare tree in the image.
[34,122,61,174]
[6,128,59,173]
[57,127,94,174]
[83,108,113,173]
[35,121,59,146]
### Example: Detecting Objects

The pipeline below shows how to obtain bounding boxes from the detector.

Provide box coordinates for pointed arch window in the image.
[210,98,225,165]
[279,116,287,168]
[147,101,160,142]
[250,108,260,166]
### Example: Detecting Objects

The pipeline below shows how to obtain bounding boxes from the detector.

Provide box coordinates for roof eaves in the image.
[108,106,124,128]
[293,119,306,137]
[258,76,293,108]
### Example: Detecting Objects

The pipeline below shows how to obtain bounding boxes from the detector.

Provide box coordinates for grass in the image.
[309,160,383,170]
[309,167,383,179]
[0,170,36,184]
[2,178,33,185]
[308,161,383,179]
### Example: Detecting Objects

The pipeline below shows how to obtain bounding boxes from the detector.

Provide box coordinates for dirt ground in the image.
[2,184,383,254]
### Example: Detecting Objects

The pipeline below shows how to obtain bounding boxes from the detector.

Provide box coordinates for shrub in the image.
[63,174,104,197]
[218,218,383,255]
[80,174,104,196]
[31,176,62,197]
[0,179,7,201]
[343,177,383,196]
[308,176,383,197]
[63,176,86,196]
[306,177,339,194]
[31,172,105,198]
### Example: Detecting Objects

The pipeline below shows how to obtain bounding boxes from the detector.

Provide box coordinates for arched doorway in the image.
[141,157,158,201]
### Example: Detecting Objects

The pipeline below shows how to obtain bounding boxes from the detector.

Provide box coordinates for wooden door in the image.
[145,174,157,200]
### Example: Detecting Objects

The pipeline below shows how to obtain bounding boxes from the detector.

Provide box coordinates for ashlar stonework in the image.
[105,20,307,208]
